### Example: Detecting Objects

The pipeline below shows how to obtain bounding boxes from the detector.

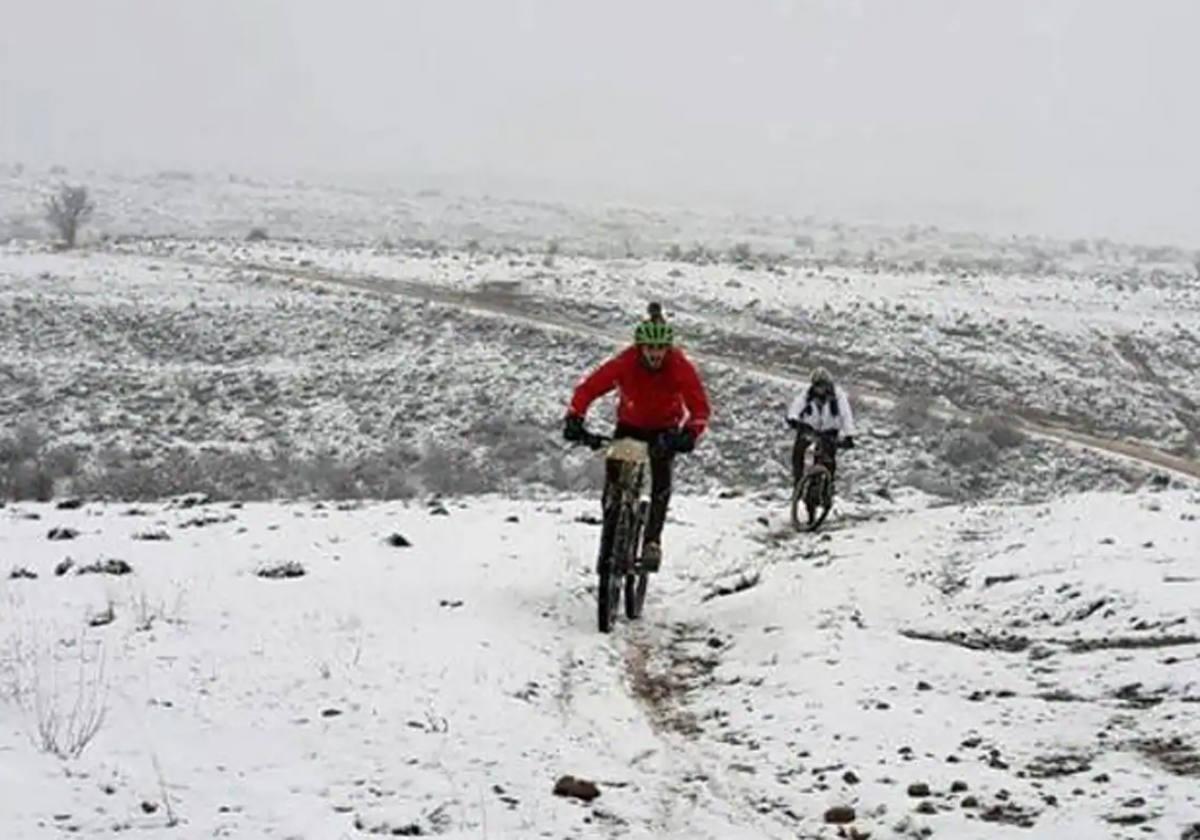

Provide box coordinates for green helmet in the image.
[634,318,674,347]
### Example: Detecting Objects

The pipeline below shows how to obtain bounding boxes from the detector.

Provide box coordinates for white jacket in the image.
[787,385,856,437]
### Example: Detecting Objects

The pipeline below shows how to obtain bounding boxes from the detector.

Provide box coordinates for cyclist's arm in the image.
[836,387,856,437]
[568,353,625,418]
[677,355,711,438]
[785,391,806,424]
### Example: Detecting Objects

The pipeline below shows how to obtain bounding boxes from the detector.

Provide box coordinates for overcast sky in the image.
[2,0,1198,245]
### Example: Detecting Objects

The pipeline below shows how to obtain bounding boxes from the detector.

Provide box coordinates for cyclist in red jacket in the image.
[563,303,711,572]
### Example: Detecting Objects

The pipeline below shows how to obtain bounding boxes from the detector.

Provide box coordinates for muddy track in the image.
[198,256,1200,482]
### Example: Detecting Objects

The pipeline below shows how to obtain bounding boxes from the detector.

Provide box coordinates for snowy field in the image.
[2,166,1199,838]
[2,489,1198,838]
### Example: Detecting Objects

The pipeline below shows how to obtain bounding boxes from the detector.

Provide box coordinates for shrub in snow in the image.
[0,423,74,502]
[941,429,998,468]
[257,561,305,579]
[23,643,109,758]
[44,184,94,248]
[245,227,269,242]
[973,413,1026,449]
[413,444,491,496]
[893,394,934,430]
[77,558,133,576]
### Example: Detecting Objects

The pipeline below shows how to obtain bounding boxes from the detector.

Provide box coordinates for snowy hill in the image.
[2,489,1198,838]
[2,170,1199,838]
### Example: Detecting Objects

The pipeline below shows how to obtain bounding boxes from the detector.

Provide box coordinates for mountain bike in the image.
[791,429,848,532]
[576,431,651,633]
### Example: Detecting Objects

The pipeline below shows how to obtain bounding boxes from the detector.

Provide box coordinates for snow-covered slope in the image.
[2,489,1197,838]
[3,168,1199,839]
[0,241,1180,509]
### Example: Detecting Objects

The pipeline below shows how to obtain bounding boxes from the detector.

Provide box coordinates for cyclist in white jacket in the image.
[786,367,856,482]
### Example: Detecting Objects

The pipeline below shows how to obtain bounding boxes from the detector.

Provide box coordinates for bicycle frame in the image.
[578,432,652,631]
[793,429,840,531]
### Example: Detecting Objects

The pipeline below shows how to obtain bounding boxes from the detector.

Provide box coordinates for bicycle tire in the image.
[790,477,804,531]
[624,499,650,619]
[596,504,622,633]
[803,473,832,531]
[599,496,635,633]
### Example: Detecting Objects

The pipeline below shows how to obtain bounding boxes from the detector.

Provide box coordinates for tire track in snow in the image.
[196,255,1200,484]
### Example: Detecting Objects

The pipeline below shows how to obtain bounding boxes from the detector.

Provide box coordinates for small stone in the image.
[824,805,856,824]
[961,796,979,809]
[47,527,79,541]
[950,780,969,793]
[385,533,412,548]
[843,770,860,785]
[907,782,931,797]
[553,775,600,802]
[915,801,938,815]
[140,801,158,814]
[916,680,933,691]
[1093,773,1110,783]
[321,708,343,718]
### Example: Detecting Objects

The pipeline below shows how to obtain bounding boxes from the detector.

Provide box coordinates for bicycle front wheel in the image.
[624,499,650,619]
[803,474,831,531]
[790,477,805,531]
[599,497,637,633]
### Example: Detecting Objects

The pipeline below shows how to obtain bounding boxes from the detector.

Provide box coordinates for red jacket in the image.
[569,346,711,437]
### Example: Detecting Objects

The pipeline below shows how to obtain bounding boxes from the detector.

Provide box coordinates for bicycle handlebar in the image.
[576,430,610,451]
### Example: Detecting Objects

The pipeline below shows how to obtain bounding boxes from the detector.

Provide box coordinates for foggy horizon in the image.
[3,0,1198,247]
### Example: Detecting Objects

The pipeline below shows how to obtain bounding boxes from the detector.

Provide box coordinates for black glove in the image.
[786,417,800,430]
[563,414,586,443]
[656,428,696,454]
[841,436,855,450]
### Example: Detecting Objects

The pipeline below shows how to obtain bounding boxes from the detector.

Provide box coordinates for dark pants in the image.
[792,428,837,484]
[603,424,674,545]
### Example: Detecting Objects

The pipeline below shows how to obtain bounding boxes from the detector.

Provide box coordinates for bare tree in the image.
[45,185,94,248]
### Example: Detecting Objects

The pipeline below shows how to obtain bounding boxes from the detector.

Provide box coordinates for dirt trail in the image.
[204,256,1200,483]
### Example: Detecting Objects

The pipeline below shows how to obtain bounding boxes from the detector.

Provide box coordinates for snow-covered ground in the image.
[3,167,1200,838]
[0,238,1183,508]
[2,488,1198,838]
